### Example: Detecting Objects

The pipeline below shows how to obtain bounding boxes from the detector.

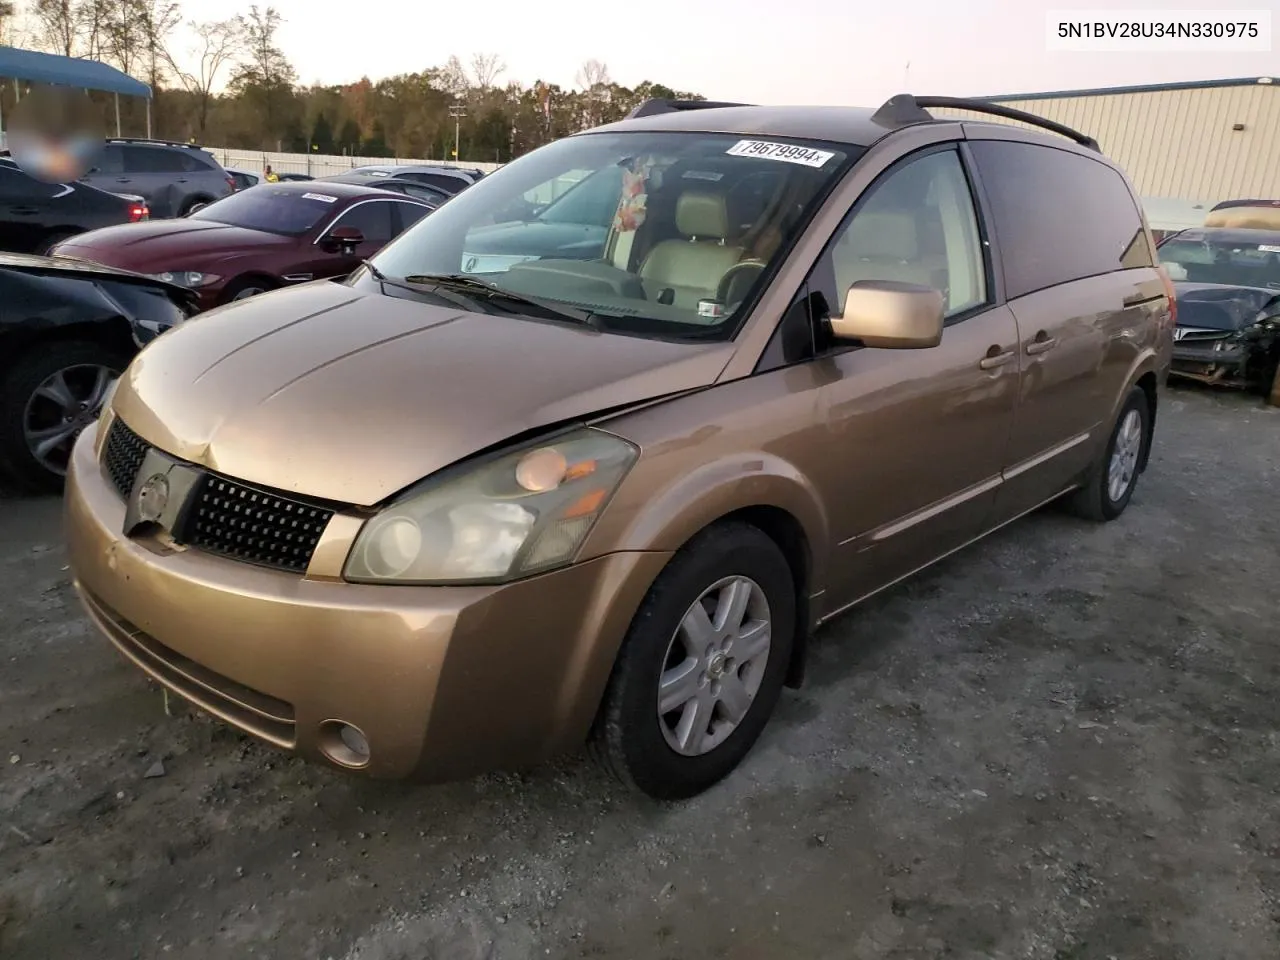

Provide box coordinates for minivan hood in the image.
[112,281,734,506]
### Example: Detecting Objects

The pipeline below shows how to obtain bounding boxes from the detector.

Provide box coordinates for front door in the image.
[802,145,1020,611]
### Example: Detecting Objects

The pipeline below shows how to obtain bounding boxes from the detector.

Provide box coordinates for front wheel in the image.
[0,341,127,493]
[1066,386,1151,521]
[590,521,796,800]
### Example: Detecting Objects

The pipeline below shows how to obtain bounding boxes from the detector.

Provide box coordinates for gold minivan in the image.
[65,96,1175,799]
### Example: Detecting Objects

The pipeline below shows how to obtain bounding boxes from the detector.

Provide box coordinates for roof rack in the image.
[625,98,752,119]
[106,136,206,149]
[869,94,1101,152]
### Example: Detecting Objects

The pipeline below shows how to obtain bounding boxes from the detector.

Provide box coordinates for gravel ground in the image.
[2,384,1278,960]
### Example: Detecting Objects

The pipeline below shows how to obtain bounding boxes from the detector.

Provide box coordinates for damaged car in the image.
[1158,227,1280,397]
[0,253,195,491]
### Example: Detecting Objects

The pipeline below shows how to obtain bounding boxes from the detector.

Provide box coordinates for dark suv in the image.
[80,139,234,219]
[320,164,484,196]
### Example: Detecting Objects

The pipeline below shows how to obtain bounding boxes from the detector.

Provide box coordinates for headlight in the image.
[152,271,220,287]
[344,428,638,584]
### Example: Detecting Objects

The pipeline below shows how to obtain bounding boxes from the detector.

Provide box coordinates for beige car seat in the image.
[639,191,746,310]
[831,210,948,297]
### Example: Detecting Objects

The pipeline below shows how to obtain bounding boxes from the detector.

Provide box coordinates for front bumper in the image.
[65,422,670,781]
[1170,340,1248,384]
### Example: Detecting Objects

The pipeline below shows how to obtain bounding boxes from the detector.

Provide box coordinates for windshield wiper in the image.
[399,273,598,327]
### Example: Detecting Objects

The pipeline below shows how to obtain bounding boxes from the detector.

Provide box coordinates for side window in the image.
[126,147,184,174]
[418,173,466,193]
[967,140,1152,299]
[178,152,209,173]
[393,201,431,233]
[825,147,988,319]
[0,164,43,199]
[334,201,395,243]
[95,144,125,175]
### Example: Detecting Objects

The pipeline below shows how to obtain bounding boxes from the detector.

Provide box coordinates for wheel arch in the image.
[582,457,829,700]
[0,317,136,376]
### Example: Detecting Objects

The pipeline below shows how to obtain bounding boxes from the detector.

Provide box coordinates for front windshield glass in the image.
[367,131,857,339]
[1160,233,1280,289]
[188,186,341,236]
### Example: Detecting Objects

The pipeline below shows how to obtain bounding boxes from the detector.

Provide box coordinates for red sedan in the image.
[51,181,436,311]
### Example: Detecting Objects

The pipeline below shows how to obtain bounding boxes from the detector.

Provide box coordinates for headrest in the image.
[676,191,729,240]
[841,211,918,261]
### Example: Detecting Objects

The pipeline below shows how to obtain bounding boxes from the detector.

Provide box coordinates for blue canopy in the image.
[0,45,151,98]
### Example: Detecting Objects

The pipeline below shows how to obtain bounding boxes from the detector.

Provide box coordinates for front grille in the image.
[103,417,149,498]
[100,417,336,574]
[185,475,334,573]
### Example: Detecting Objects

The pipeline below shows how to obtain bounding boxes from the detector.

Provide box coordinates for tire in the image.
[1065,386,1151,522]
[590,521,796,800]
[220,277,276,304]
[179,197,212,217]
[36,231,76,256]
[0,340,129,494]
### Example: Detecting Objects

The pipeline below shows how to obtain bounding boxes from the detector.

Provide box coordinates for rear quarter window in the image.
[968,140,1153,299]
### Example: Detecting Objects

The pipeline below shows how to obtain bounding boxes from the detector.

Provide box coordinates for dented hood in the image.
[111,281,733,505]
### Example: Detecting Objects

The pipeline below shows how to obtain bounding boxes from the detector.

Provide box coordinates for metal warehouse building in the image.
[936,76,1279,232]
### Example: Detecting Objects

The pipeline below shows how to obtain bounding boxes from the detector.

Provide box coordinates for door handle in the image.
[8,206,39,215]
[115,177,131,182]
[979,349,1015,370]
[1026,336,1059,355]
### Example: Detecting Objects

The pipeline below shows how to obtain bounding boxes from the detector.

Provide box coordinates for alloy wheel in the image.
[657,575,772,757]
[23,363,117,477]
[1107,408,1143,503]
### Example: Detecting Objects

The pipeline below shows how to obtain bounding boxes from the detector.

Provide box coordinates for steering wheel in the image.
[716,259,768,306]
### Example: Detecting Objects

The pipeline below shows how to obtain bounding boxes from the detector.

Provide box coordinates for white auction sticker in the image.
[726,140,835,168]
[302,192,338,203]
[1258,244,1280,253]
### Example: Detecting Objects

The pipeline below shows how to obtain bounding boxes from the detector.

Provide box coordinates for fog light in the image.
[318,720,371,768]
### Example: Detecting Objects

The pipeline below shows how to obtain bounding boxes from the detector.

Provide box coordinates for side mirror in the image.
[322,225,364,255]
[829,280,945,349]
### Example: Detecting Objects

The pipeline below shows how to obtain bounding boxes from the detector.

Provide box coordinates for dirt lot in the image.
[2,385,1278,960]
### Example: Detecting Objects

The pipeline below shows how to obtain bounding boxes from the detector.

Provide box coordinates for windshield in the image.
[366,131,856,340]
[187,186,342,236]
[1160,234,1280,289]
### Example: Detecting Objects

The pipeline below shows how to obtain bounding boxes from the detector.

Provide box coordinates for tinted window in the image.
[96,144,125,174]
[0,164,41,199]
[969,140,1152,298]
[818,147,988,321]
[126,146,184,174]
[187,187,342,235]
[413,173,468,193]
[334,200,395,242]
[179,151,212,173]
[394,201,432,231]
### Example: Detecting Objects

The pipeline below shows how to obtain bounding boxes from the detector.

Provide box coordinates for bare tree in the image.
[138,0,182,92]
[575,59,610,92]
[0,0,21,45]
[469,52,506,93]
[575,59,612,128]
[30,0,81,56]
[439,54,469,100]
[166,19,242,138]
[230,5,297,136]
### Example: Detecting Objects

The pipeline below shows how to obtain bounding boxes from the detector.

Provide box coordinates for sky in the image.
[176,0,1279,102]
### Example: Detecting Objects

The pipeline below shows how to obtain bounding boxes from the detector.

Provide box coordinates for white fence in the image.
[206,148,504,179]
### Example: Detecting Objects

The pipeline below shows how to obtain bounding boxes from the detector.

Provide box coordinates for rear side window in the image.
[334,200,396,242]
[180,151,216,173]
[126,146,185,174]
[968,140,1153,299]
[394,201,432,232]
